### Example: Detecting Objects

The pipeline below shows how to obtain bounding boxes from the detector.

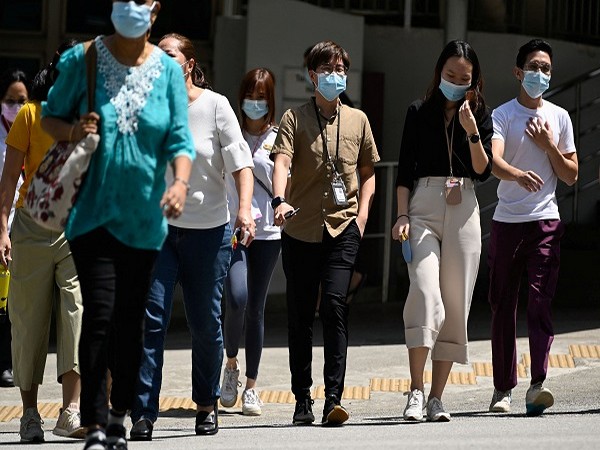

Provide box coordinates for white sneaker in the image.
[489,389,512,413]
[403,389,424,421]
[526,382,554,416]
[220,365,241,407]
[20,407,45,443]
[53,406,86,438]
[426,397,451,422]
[242,388,263,416]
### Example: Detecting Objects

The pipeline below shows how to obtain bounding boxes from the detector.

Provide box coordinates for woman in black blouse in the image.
[391,40,492,422]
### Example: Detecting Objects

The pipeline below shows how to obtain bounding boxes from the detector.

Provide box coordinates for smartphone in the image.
[284,207,300,219]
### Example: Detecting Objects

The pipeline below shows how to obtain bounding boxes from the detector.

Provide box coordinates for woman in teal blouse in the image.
[40,2,194,449]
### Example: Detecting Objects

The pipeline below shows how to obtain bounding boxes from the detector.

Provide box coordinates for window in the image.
[0,0,43,31]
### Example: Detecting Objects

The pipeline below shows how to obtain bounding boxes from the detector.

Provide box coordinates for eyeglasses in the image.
[316,64,347,75]
[524,62,552,75]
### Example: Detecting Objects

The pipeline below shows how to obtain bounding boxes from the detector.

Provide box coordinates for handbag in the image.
[26,40,99,232]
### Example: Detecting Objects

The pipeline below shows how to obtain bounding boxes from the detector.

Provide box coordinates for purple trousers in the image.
[488,219,565,391]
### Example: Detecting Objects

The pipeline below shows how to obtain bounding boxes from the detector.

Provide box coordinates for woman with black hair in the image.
[0,67,28,390]
[391,40,493,422]
[0,39,85,443]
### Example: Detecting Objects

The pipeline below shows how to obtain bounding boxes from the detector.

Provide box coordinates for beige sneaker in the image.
[220,365,241,407]
[20,407,44,443]
[53,406,86,438]
[526,382,554,416]
[489,389,512,412]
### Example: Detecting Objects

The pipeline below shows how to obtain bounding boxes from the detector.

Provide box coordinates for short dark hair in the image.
[516,39,553,68]
[306,40,350,72]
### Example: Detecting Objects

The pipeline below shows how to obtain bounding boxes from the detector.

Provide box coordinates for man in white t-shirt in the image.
[487,39,578,417]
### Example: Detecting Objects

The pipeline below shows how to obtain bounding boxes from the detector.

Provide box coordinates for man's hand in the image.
[525,117,554,153]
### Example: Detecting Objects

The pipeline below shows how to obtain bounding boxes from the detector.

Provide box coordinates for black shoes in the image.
[292,397,315,425]
[195,403,218,435]
[0,368,14,387]
[321,395,349,426]
[106,423,127,450]
[130,418,153,441]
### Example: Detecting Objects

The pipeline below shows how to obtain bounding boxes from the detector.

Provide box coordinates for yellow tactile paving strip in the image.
[570,344,600,358]
[1,346,599,422]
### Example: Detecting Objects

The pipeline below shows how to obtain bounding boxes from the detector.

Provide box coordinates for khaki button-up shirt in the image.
[272,99,379,242]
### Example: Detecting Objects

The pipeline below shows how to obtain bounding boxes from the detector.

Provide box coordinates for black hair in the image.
[516,39,553,68]
[306,40,350,72]
[30,39,78,102]
[159,33,212,90]
[0,68,28,101]
[425,40,486,115]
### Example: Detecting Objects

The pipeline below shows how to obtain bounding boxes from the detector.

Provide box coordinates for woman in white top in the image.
[222,68,281,416]
[130,33,255,439]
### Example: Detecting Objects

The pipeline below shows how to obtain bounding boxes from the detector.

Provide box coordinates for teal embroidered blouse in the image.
[43,37,195,250]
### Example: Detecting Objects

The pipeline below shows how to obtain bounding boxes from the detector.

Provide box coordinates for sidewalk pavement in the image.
[1,300,599,449]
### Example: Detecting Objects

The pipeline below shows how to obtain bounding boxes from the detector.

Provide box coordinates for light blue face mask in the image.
[111,1,155,39]
[439,77,470,102]
[522,70,551,99]
[242,99,268,120]
[317,72,347,102]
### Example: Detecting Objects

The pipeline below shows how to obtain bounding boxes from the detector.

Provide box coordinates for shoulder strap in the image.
[83,40,97,113]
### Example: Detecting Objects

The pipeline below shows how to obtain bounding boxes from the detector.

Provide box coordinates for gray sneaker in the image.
[403,389,425,421]
[220,365,241,407]
[426,397,451,422]
[526,382,554,416]
[20,407,44,443]
[489,389,512,413]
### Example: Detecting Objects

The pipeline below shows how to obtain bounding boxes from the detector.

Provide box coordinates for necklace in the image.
[246,127,270,155]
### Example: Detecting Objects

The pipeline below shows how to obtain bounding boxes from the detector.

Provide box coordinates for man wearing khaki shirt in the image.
[271,40,379,427]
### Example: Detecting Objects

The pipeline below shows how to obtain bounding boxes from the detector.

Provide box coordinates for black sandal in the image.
[195,402,218,435]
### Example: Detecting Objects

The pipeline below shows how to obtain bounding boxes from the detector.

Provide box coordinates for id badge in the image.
[445,177,462,205]
[331,179,349,206]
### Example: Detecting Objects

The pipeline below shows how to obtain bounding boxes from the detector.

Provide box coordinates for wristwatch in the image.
[271,196,286,209]
[468,133,480,144]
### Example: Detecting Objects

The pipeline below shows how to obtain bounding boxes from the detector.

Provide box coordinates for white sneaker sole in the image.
[427,413,451,422]
[220,396,238,408]
[53,426,87,438]
[489,402,511,413]
[242,406,262,416]
[403,412,424,421]
[526,391,554,416]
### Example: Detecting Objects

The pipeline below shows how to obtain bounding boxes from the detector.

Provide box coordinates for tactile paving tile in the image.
[522,353,575,368]
[570,344,600,358]
[370,377,411,392]
[472,362,529,379]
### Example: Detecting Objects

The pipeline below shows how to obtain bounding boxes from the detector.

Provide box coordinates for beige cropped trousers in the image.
[403,177,481,364]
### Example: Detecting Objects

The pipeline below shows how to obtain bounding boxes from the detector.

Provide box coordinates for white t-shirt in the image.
[168,89,254,229]
[491,98,576,223]
[226,126,280,241]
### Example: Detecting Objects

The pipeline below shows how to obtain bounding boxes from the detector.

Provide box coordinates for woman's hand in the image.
[391,215,410,242]
[0,232,12,269]
[458,99,478,136]
[71,112,100,141]
[273,203,294,227]
[234,210,256,247]
[160,182,187,219]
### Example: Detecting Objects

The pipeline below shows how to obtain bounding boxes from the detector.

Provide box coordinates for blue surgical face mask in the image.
[317,72,347,102]
[522,70,551,99]
[439,77,470,102]
[242,99,268,120]
[111,1,155,39]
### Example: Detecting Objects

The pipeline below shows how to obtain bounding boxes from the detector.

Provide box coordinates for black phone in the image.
[284,207,300,219]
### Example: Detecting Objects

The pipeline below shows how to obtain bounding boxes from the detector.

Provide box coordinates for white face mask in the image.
[1,102,23,123]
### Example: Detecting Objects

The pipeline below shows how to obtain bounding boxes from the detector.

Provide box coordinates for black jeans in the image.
[69,228,158,427]
[281,221,361,402]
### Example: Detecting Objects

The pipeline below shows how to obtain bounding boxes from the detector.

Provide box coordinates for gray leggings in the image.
[224,239,280,380]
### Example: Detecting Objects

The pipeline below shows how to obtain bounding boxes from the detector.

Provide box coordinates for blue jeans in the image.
[224,239,281,380]
[132,224,232,423]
